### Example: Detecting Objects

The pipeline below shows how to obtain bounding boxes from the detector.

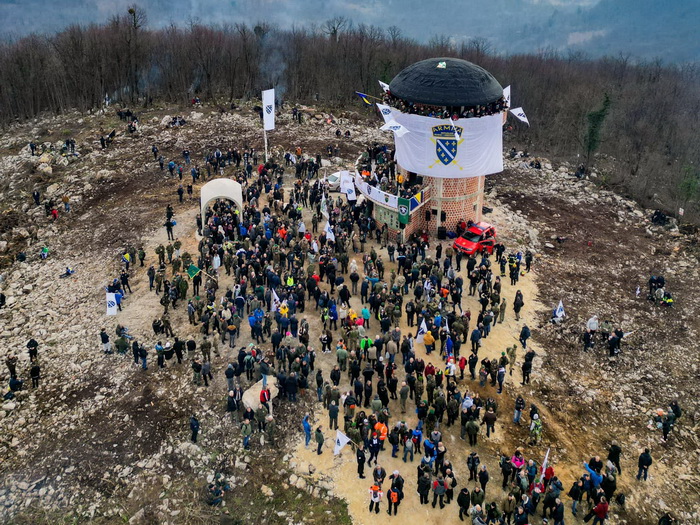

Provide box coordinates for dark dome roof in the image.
[389,57,503,107]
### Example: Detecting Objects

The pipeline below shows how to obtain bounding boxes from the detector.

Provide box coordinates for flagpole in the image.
[264,129,269,163]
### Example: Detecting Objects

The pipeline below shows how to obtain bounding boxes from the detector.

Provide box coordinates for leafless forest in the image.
[1,11,698,220]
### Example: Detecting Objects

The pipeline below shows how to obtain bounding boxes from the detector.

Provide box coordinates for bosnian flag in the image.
[262,89,275,131]
[106,293,118,316]
[378,80,390,93]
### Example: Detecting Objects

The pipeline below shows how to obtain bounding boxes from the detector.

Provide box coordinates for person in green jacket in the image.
[241,419,253,450]
[315,426,325,455]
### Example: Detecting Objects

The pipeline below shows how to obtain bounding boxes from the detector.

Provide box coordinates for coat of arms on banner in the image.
[265,104,273,114]
[398,203,408,215]
[431,124,464,168]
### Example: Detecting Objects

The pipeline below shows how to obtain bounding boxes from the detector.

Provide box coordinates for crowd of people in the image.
[6,129,683,525]
[355,143,425,200]
[383,92,509,120]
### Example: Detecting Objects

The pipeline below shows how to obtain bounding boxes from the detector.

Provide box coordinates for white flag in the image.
[340,171,356,201]
[540,447,551,481]
[324,221,336,243]
[381,119,409,137]
[416,319,428,344]
[106,293,118,316]
[378,80,390,93]
[334,429,352,455]
[503,85,511,108]
[270,289,281,313]
[510,107,530,126]
[320,195,329,219]
[262,89,275,131]
[555,300,565,319]
[444,317,450,333]
[375,103,394,123]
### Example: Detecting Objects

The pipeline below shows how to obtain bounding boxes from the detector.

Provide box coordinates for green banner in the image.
[186,264,202,279]
[398,198,410,225]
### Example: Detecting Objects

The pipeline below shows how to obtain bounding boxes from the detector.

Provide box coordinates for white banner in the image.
[354,174,399,209]
[340,171,356,201]
[262,89,275,131]
[503,85,511,108]
[388,108,503,179]
[334,429,352,455]
[378,80,390,93]
[510,107,530,126]
[106,293,118,316]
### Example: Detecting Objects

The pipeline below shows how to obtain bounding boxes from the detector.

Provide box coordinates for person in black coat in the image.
[285,372,298,402]
[608,440,622,474]
[457,487,471,521]
[356,444,367,478]
[190,415,200,443]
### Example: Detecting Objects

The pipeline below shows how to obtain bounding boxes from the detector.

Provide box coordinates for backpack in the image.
[389,490,399,503]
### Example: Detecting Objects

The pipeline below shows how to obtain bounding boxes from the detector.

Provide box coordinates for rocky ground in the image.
[0,102,698,525]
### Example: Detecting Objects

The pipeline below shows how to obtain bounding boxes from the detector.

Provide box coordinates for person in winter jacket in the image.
[302,414,312,447]
[502,493,517,524]
[478,464,490,493]
[431,474,448,509]
[591,496,609,525]
[417,472,431,505]
[457,487,471,521]
[568,479,584,516]
[637,448,653,481]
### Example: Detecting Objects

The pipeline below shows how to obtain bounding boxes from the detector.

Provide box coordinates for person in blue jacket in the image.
[302,414,312,447]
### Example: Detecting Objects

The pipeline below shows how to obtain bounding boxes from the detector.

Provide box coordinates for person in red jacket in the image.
[260,386,271,413]
[592,496,609,525]
[544,464,555,488]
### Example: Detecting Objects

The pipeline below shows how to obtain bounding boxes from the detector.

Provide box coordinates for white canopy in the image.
[200,178,243,221]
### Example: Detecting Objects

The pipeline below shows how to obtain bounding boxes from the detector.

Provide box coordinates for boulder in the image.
[241,379,278,410]
[37,163,52,176]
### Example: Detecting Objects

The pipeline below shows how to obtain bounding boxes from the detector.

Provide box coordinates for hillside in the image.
[0,102,698,525]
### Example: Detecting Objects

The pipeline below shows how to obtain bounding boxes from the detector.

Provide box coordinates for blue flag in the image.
[354,92,373,106]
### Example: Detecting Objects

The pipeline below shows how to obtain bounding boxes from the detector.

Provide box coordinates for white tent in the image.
[200,179,243,223]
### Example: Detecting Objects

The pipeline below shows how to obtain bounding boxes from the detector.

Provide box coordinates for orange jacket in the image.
[374,422,388,441]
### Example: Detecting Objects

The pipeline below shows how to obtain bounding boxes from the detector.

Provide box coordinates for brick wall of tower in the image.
[424,176,484,234]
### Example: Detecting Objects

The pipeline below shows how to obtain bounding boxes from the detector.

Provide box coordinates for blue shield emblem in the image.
[432,124,462,166]
[265,104,273,114]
